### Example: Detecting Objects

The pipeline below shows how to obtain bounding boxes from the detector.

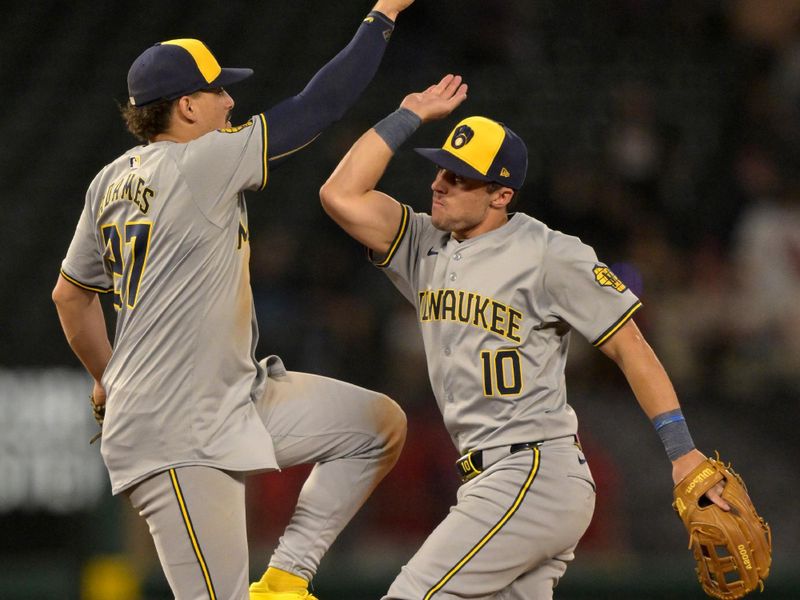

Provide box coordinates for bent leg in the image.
[127,466,248,600]
[253,369,406,581]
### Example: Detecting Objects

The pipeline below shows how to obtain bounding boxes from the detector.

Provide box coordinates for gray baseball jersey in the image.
[374,207,640,598]
[374,207,641,456]
[61,115,278,494]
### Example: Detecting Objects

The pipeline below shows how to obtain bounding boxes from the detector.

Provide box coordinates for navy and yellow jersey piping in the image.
[169,469,217,600]
[423,448,541,599]
[592,299,642,347]
[268,133,321,163]
[59,269,113,294]
[257,113,269,190]
[368,203,410,268]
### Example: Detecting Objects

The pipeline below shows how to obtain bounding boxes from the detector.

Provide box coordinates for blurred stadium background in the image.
[1,0,798,598]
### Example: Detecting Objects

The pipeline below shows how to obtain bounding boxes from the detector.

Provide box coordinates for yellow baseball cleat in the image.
[249,567,318,600]
[249,587,318,600]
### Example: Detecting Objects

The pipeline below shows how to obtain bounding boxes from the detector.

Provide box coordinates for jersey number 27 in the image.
[101,221,153,310]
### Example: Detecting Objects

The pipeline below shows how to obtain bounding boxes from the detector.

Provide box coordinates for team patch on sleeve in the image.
[217,119,254,134]
[592,264,627,292]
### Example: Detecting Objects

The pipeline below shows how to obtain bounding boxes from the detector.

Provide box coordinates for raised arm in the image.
[264,0,415,166]
[320,74,467,253]
[599,319,729,509]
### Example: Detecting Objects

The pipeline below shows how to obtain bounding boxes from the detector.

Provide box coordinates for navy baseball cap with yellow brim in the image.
[415,116,528,190]
[127,38,253,107]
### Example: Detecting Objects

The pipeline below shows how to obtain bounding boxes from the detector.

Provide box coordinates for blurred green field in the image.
[2,553,797,600]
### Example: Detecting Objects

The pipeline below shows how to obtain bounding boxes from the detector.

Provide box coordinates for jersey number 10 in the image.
[101,221,153,310]
[480,349,522,396]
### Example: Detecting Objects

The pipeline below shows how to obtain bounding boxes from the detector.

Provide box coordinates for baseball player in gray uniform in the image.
[320,75,729,599]
[51,3,414,599]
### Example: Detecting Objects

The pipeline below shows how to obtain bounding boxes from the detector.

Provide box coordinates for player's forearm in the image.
[320,129,403,252]
[323,106,420,199]
[298,10,394,119]
[619,349,681,419]
[602,320,697,462]
[325,129,394,199]
[629,360,699,463]
[264,10,395,163]
[600,320,680,418]
[53,279,112,383]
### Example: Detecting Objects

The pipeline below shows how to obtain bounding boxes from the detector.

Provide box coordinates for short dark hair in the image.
[119,98,176,142]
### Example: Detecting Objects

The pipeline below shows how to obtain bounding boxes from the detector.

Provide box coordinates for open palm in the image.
[400,74,468,123]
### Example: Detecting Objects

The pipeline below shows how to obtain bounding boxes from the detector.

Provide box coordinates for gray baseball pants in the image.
[127,368,407,599]
[383,437,595,600]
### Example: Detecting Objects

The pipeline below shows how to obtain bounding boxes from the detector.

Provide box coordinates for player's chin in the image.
[430,210,451,232]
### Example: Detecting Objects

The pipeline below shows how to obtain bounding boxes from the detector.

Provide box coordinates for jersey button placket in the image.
[442,249,457,407]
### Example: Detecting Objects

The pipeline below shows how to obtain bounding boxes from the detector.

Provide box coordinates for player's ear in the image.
[175,96,198,124]
[490,186,514,209]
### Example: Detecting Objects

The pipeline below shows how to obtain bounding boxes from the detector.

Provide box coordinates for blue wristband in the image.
[373,108,422,152]
[652,408,686,430]
[652,409,695,461]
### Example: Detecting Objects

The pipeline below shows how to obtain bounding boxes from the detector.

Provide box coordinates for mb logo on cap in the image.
[451,124,475,149]
[415,116,528,190]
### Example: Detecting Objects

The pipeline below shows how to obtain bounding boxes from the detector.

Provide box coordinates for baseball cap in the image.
[127,39,253,107]
[415,116,528,190]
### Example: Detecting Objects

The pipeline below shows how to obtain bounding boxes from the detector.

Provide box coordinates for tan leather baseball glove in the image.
[673,455,771,599]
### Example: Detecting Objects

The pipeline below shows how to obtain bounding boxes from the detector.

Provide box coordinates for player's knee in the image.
[373,394,407,462]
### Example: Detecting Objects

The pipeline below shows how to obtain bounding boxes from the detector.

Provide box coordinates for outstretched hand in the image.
[400,74,468,123]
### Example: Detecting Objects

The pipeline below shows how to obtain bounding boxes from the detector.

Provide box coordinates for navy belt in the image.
[455,435,581,482]
[455,442,540,483]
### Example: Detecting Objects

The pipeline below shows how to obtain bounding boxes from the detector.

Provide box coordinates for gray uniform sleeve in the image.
[60,188,112,293]
[177,114,268,227]
[368,205,440,304]
[540,232,641,346]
